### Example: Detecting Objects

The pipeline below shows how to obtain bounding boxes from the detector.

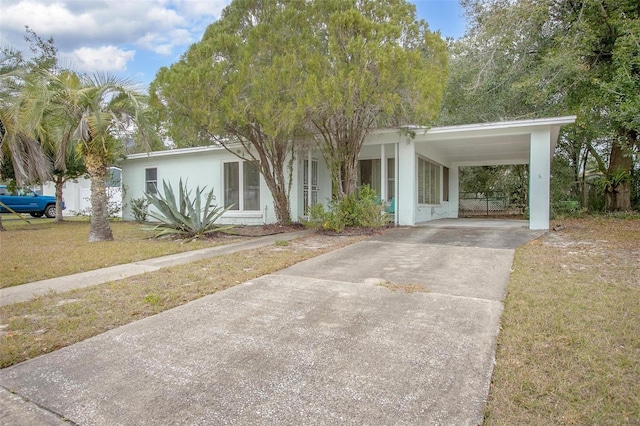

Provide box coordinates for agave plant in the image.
[144,178,232,240]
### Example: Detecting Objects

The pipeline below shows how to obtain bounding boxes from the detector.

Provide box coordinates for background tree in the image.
[442,0,639,211]
[1,28,72,223]
[303,0,448,199]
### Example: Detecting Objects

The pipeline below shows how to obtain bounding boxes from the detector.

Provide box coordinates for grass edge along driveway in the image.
[484,217,639,425]
[0,233,366,368]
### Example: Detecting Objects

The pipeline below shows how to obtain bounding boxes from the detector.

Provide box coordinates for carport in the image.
[364,116,577,230]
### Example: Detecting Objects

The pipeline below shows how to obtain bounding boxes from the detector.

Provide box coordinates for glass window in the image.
[358,159,381,195]
[443,167,449,202]
[387,158,395,202]
[224,161,260,211]
[243,161,260,211]
[418,158,441,204]
[107,168,122,188]
[224,162,239,210]
[145,168,158,194]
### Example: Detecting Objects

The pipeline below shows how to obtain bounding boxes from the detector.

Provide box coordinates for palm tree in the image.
[5,61,150,239]
[0,48,52,231]
[17,69,80,222]
[51,72,150,241]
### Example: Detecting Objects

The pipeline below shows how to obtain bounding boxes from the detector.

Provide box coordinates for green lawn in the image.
[0,218,238,288]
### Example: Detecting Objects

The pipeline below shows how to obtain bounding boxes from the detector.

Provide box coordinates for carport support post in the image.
[449,163,460,218]
[397,138,416,225]
[529,128,552,230]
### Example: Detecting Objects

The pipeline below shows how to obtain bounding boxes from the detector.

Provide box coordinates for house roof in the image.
[125,144,225,160]
[125,116,577,166]
[371,116,577,166]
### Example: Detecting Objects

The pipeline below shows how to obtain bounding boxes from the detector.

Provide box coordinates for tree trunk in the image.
[85,153,113,242]
[605,182,631,211]
[261,167,292,225]
[605,135,634,211]
[54,176,64,222]
[340,155,359,199]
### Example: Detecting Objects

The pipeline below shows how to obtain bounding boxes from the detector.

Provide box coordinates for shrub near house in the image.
[0,185,65,218]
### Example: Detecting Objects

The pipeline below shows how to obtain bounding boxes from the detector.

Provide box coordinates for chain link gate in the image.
[459,192,524,216]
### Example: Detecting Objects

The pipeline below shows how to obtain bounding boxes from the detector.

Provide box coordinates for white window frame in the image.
[417,157,441,205]
[223,161,261,212]
[145,167,158,194]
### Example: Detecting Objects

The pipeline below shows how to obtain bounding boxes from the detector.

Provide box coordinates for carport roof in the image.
[375,116,577,166]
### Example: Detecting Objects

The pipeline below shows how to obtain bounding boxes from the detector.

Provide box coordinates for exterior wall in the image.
[121,117,572,229]
[362,131,459,225]
[122,148,289,225]
[414,141,457,223]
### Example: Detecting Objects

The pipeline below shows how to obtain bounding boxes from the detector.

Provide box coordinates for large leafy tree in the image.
[303,0,448,199]
[152,0,312,225]
[152,0,448,224]
[443,0,639,210]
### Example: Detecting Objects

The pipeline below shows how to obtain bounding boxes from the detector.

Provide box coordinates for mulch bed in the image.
[220,223,306,237]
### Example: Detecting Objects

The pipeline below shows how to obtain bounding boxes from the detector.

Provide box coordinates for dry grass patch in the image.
[484,217,640,425]
[377,281,428,293]
[0,234,365,368]
[0,219,240,288]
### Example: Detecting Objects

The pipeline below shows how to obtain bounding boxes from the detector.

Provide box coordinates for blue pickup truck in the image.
[0,185,65,218]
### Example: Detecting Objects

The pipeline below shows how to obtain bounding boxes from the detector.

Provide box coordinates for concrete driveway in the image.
[0,219,543,425]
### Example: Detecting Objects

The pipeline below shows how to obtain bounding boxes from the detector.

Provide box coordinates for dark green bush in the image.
[304,185,387,232]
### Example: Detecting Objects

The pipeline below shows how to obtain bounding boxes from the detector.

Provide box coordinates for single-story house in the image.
[121,116,576,230]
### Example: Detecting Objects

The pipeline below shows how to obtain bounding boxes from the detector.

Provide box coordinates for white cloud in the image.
[0,0,230,55]
[136,29,194,55]
[0,1,96,35]
[0,0,231,83]
[171,0,229,19]
[63,46,135,73]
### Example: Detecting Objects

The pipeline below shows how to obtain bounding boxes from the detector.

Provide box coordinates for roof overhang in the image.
[371,116,577,166]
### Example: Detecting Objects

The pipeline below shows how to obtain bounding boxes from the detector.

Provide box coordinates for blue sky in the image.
[0,0,466,88]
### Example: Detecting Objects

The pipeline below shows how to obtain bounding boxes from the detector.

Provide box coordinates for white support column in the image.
[397,138,416,225]
[449,163,460,218]
[529,128,552,230]
[380,144,387,201]
[394,143,398,225]
[307,150,312,204]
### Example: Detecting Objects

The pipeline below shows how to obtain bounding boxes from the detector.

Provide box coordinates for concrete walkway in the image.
[0,219,544,425]
[0,230,312,307]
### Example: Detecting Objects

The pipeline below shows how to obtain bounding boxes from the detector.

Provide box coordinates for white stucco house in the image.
[121,116,576,230]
